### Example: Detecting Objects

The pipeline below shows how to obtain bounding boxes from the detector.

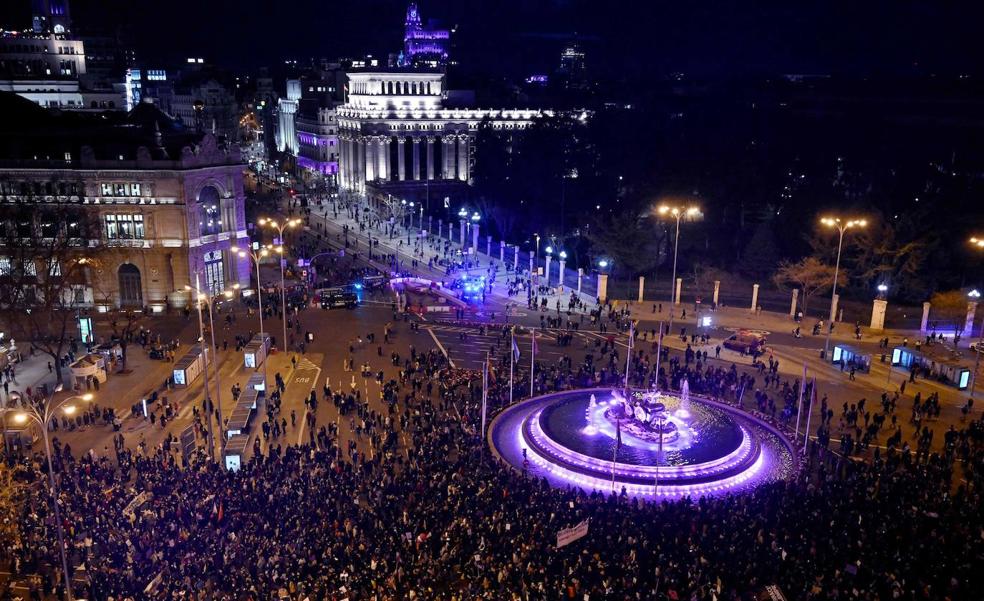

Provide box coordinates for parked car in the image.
[723,330,767,354]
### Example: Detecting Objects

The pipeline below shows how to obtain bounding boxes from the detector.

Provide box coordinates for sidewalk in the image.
[306,201,599,311]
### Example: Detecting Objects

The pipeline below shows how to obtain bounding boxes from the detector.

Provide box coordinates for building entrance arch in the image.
[118,263,143,306]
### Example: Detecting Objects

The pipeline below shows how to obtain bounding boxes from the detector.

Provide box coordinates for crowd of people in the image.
[5,308,984,601]
[3,201,982,600]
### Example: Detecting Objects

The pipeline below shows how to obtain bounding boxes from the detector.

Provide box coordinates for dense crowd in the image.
[6,323,984,601]
[4,202,983,600]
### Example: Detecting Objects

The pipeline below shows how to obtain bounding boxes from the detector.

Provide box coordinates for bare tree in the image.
[0,202,101,386]
[928,290,969,346]
[772,257,845,318]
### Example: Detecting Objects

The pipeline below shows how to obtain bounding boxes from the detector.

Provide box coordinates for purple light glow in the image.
[489,389,797,499]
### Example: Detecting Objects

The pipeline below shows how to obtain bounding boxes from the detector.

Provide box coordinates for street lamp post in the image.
[186,276,239,457]
[258,217,301,353]
[657,204,700,335]
[968,289,982,398]
[7,388,93,601]
[232,245,271,391]
[968,234,984,396]
[820,217,867,359]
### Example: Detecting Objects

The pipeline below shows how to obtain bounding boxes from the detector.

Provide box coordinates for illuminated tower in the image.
[32,0,72,34]
[401,3,450,68]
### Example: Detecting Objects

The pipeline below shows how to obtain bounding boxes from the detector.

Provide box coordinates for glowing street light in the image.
[559,250,568,259]
[598,259,609,269]
[656,203,701,333]
[258,218,301,353]
[820,216,868,359]
[971,236,984,249]
[4,388,94,601]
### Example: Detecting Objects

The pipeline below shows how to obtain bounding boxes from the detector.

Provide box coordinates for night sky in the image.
[1,0,981,79]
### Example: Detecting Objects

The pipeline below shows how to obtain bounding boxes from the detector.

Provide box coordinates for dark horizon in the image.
[2,0,983,80]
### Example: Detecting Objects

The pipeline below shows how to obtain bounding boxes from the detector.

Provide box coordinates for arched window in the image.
[118,263,143,306]
[198,185,222,236]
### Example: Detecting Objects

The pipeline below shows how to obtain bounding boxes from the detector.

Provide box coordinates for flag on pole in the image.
[481,353,489,444]
[511,330,521,362]
[616,418,622,450]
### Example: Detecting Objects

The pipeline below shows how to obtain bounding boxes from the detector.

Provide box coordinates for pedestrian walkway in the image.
[306,200,599,312]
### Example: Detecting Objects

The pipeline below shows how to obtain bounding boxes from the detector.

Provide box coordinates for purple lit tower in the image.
[32,0,72,34]
[400,3,451,68]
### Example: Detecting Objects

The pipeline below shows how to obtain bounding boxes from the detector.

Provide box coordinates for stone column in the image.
[364,136,376,182]
[397,137,406,181]
[437,219,442,241]
[472,224,479,254]
[638,276,645,303]
[457,135,469,181]
[459,220,466,247]
[675,278,682,305]
[514,245,520,270]
[379,137,390,181]
[577,268,583,296]
[425,137,435,180]
[486,235,492,257]
[442,136,454,179]
[790,289,799,317]
[713,280,720,306]
[598,273,609,303]
[750,284,759,312]
[499,241,505,262]
[965,301,978,338]
[428,215,432,234]
[344,137,352,190]
[338,136,347,189]
[870,299,888,332]
[558,258,566,288]
[545,255,552,285]
[829,293,839,323]
[920,301,931,332]
[412,138,421,180]
[528,250,534,277]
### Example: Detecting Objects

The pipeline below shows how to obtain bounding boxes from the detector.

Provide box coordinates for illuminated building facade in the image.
[399,3,450,68]
[337,70,549,193]
[0,94,250,310]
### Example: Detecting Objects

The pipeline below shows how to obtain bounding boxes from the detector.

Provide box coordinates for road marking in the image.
[293,365,322,446]
[427,327,455,368]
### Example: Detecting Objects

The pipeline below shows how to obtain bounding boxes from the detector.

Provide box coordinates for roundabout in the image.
[489,388,798,498]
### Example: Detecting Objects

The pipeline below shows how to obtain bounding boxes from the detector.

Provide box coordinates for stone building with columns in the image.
[337,70,549,195]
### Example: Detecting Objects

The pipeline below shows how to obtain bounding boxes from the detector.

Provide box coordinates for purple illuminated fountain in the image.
[489,388,797,498]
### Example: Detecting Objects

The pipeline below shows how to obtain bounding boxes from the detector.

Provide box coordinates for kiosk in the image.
[173,345,208,387]
[831,344,871,373]
[70,353,109,388]
[243,333,271,369]
[224,435,250,471]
